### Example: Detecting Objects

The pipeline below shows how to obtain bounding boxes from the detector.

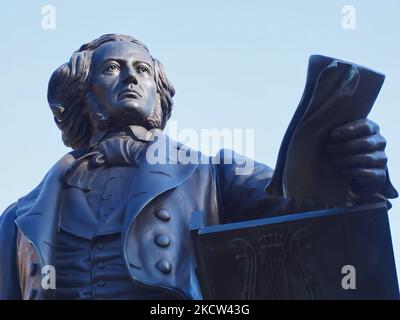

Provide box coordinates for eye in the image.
[137,65,150,74]
[104,63,120,73]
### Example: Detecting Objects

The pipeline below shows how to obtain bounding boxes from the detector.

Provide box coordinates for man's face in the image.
[89,40,157,128]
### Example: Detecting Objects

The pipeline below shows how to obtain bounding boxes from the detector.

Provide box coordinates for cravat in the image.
[65,135,144,191]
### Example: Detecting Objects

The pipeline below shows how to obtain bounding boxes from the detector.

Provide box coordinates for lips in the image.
[118,89,142,99]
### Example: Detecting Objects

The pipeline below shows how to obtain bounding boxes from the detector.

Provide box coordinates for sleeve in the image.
[0,203,22,300]
[214,149,324,224]
[215,149,398,224]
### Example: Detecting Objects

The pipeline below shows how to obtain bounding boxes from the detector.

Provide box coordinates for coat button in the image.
[155,209,171,221]
[96,262,105,269]
[156,259,172,274]
[29,262,38,276]
[97,280,105,287]
[155,234,170,247]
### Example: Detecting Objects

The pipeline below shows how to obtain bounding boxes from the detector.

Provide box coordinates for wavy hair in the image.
[47,34,175,150]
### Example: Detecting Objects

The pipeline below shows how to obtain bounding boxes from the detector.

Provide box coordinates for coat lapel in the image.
[15,154,75,268]
[122,132,201,236]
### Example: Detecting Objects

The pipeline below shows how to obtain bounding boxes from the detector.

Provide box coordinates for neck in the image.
[89,125,158,148]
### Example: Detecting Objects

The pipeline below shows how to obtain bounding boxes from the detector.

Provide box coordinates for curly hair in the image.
[47,34,175,150]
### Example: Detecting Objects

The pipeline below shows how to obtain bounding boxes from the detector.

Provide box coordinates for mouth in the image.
[118,90,142,100]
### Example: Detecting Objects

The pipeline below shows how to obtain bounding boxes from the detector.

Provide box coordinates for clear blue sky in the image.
[0,1,399,278]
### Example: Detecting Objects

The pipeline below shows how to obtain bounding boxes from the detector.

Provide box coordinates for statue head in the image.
[47,34,175,150]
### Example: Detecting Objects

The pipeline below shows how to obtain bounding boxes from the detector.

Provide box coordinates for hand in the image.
[326,119,387,196]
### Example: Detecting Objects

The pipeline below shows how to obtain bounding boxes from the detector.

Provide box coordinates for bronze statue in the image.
[0,34,396,300]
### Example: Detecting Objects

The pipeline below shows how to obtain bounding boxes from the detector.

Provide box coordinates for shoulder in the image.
[3,152,76,218]
[0,202,22,299]
[0,203,18,246]
[0,203,18,228]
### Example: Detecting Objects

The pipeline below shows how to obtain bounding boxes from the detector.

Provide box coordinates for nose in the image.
[124,65,138,86]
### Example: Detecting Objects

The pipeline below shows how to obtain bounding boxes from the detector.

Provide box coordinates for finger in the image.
[330,119,379,142]
[326,134,386,155]
[331,151,388,169]
[347,168,386,194]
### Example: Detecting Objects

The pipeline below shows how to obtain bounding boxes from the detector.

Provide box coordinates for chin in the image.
[112,106,149,126]
[118,100,142,109]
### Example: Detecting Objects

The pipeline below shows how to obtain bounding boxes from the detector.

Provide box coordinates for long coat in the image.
[0,133,390,300]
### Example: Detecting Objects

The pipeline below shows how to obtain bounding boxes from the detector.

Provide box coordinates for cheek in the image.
[91,77,118,101]
[145,81,158,102]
